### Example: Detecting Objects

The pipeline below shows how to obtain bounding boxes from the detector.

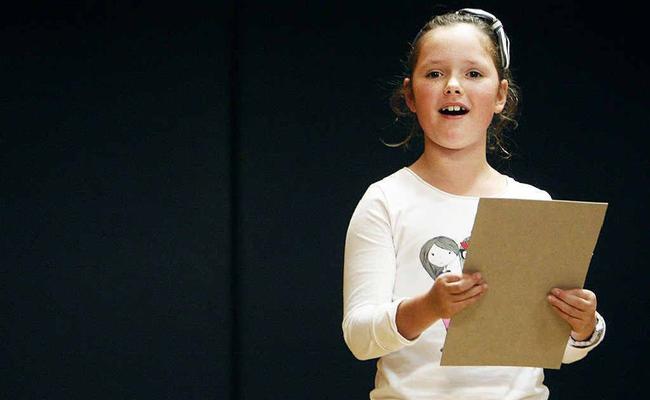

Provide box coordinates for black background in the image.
[2,1,648,399]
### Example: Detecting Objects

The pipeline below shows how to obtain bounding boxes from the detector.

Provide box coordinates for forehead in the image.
[417,23,495,66]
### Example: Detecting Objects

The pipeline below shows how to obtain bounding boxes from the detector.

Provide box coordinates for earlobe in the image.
[403,78,416,113]
[494,79,509,114]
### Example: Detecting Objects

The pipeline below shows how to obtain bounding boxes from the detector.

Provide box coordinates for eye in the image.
[467,70,482,78]
[426,71,442,79]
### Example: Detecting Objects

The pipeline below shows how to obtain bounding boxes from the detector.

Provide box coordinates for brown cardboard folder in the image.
[440,198,608,369]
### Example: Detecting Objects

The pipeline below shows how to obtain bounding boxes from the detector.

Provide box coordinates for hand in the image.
[547,288,597,341]
[427,272,487,319]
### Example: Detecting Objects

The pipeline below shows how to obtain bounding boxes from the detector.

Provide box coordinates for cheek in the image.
[412,82,439,106]
[470,92,499,122]
[412,86,440,129]
[475,84,501,109]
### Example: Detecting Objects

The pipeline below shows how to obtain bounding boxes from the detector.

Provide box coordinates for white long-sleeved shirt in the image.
[342,167,605,400]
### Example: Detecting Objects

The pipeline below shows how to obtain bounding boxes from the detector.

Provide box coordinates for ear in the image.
[403,78,416,113]
[494,79,509,114]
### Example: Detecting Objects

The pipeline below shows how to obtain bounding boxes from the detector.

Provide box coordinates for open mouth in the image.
[439,105,469,116]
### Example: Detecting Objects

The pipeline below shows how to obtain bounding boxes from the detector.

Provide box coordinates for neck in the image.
[409,141,505,197]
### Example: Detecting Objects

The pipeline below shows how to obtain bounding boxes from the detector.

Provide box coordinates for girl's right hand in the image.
[427,272,487,319]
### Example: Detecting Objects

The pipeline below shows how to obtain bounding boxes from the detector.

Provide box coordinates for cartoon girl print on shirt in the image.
[419,236,471,332]
[419,236,471,280]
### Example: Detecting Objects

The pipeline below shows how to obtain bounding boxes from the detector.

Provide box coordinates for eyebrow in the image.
[421,59,489,67]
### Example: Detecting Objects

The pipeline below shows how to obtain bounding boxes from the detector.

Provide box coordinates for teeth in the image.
[441,105,466,112]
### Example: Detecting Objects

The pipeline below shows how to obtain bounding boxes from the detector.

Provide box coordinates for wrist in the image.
[396,294,440,340]
[570,315,597,341]
[424,287,443,322]
[570,313,605,348]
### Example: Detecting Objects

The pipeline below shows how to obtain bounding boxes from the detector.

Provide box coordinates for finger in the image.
[550,304,582,325]
[452,283,487,303]
[550,290,595,312]
[553,288,596,302]
[438,273,462,283]
[447,273,482,294]
[447,279,478,294]
[454,289,485,309]
[547,294,585,320]
[471,272,485,285]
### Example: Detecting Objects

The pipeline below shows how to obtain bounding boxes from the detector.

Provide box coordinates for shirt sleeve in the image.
[341,184,420,361]
[561,311,606,363]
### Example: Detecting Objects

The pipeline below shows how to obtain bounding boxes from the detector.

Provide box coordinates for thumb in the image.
[438,272,462,283]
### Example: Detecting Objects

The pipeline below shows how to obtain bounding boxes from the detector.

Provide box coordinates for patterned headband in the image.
[456,8,511,70]
[411,8,511,70]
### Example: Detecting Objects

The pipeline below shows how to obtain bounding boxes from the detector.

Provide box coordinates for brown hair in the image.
[387,11,520,158]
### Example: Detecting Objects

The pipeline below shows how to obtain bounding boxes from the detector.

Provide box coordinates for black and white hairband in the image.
[410,8,511,70]
[456,8,511,70]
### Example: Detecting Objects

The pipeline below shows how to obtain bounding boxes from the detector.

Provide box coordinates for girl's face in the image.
[404,23,508,153]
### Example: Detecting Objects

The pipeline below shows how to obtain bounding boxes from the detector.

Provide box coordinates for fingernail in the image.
[552,289,560,296]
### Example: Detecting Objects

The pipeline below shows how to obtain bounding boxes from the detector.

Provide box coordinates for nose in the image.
[444,77,463,95]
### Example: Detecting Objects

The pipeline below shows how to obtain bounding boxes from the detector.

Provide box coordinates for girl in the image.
[342,8,605,399]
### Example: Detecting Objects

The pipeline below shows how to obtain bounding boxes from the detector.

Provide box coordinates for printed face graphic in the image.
[419,236,468,280]
[427,243,460,274]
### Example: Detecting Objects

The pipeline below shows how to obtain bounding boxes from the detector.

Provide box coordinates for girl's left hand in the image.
[547,288,597,341]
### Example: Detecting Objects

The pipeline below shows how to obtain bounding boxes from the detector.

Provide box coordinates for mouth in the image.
[438,105,470,116]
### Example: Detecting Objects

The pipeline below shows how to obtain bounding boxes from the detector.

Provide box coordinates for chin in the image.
[425,136,474,151]
[423,130,485,152]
